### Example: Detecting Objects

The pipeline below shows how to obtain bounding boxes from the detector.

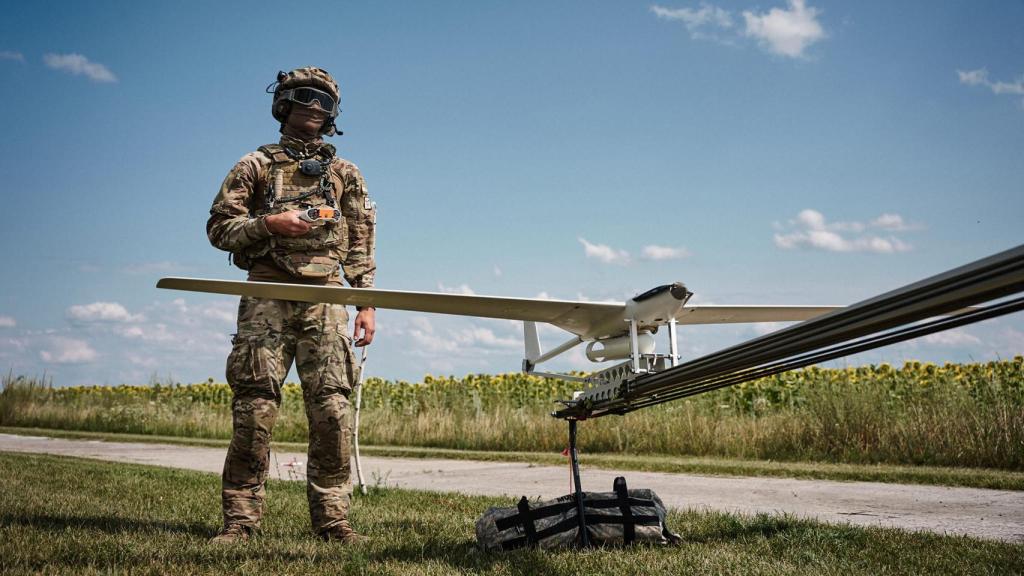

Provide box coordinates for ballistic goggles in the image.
[278,87,339,116]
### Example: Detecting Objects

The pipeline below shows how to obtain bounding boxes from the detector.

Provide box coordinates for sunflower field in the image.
[2,357,1022,469]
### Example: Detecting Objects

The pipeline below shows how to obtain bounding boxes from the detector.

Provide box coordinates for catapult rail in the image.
[555,243,1024,419]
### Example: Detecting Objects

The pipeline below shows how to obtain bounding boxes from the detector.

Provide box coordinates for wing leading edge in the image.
[157,277,625,337]
[676,305,843,325]
[156,277,843,340]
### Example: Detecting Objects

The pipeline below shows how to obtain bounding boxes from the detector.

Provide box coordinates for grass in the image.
[4,425,1024,491]
[0,451,1021,575]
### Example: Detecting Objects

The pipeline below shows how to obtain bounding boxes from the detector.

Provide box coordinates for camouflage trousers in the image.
[222,296,357,534]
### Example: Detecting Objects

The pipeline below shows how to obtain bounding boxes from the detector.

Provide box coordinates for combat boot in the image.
[209,523,254,544]
[318,520,368,545]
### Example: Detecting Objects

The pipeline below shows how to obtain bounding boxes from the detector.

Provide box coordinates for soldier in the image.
[206,67,376,544]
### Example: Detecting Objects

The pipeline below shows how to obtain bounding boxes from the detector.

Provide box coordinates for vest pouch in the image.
[268,218,347,279]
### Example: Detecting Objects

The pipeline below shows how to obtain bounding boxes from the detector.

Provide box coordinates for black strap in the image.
[493,496,656,532]
[613,476,636,544]
[516,496,538,545]
[498,514,661,550]
[495,500,575,531]
[583,497,657,509]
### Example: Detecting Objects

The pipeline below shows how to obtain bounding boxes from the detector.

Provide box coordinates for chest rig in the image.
[238,143,349,279]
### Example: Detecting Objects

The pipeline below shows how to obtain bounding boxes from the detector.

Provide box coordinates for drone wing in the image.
[156,278,844,339]
[676,305,842,325]
[156,277,624,338]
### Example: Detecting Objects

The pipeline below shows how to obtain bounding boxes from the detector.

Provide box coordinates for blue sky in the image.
[1,1,1021,386]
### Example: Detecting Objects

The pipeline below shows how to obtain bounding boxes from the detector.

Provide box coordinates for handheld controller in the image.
[298,207,341,226]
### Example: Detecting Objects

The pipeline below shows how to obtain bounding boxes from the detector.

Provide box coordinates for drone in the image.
[157,278,837,404]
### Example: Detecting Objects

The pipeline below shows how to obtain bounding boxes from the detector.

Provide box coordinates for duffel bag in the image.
[476,476,681,551]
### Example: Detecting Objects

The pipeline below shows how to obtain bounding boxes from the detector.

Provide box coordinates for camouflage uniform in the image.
[207,133,375,534]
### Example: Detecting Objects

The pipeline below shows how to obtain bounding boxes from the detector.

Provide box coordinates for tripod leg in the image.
[569,419,590,547]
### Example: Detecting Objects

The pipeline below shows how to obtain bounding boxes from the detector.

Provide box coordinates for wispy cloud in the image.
[399,316,519,357]
[773,209,918,254]
[0,51,25,62]
[922,329,981,347]
[0,316,15,328]
[437,282,476,295]
[651,3,734,42]
[579,237,631,265]
[640,244,692,261]
[67,302,145,323]
[43,53,117,83]
[651,0,826,58]
[958,68,1024,108]
[39,337,98,364]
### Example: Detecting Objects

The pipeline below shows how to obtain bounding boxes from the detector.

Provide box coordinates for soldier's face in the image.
[285,103,329,136]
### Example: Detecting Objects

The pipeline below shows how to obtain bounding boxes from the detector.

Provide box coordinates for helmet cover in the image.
[271,67,341,124]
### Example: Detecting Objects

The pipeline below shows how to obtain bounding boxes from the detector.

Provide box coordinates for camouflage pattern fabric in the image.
[475,486,680,551]
[221,296,357,533]
[207,134,376,287]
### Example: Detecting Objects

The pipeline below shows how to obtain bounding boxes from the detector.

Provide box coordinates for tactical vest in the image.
[234,144,349,279]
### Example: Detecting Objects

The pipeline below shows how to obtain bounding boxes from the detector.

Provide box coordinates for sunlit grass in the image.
[1,452,1021,575]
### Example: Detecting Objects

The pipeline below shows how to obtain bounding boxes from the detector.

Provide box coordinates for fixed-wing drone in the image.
[157,277,837,402]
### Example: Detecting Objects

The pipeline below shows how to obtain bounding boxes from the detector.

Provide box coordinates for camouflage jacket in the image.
[207,136,376,288]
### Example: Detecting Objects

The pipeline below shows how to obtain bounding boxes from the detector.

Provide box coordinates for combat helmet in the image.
[268,66,342,136]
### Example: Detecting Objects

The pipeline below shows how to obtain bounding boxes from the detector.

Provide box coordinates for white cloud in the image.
[958,68,1024,107]
[579,237,631,265]
[651,3,734,41]
[870,213,917,232]
[750,321,797,336]
[67,302,144,323]
[201,305,236,325]
[0,316,15,328]
[742,0,826,58]
[126,353,160,368]
[958,68,988,86]
[0,51,25,62]
[43,53,117,83]
[0,337,27,354]
[452,326,520,350]
[39,337,98,364]
[641,244,692,261]
[493,265,503,277]
[401,315,519,356]
[921,330,981,347]
[113,323,177,342]
[652,1,826,58]
[773,209,917,254]
[957,68,1024,95]
[438,282,476,295]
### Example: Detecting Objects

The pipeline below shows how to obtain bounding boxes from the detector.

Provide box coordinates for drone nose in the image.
[669,283,690,300]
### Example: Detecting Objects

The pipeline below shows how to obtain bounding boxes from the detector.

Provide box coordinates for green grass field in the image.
[1,451,1022,576]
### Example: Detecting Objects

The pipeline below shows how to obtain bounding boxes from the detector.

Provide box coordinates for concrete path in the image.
[2,432,1022,543]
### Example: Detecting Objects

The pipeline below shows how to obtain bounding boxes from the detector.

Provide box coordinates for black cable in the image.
[604,296,1024,415]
